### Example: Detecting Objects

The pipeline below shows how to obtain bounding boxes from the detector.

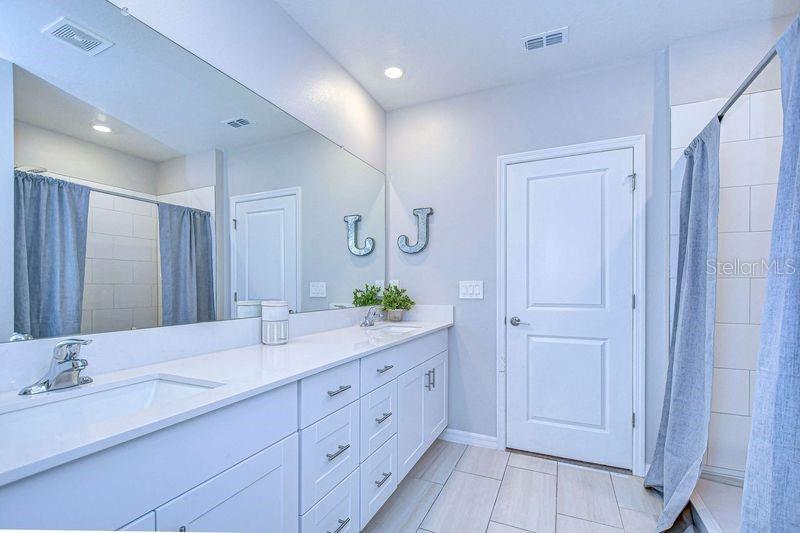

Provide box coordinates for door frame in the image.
[496,135,647,475]
[229,186,303,316]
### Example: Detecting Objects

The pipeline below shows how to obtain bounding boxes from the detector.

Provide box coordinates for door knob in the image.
[509,316,529,326]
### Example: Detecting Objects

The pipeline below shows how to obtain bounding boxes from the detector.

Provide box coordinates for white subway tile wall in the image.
[669,88,782,477]
[82,191,159,334]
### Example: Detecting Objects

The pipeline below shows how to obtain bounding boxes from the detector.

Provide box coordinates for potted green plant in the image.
[381,285,415,322]
[352,283,382,307]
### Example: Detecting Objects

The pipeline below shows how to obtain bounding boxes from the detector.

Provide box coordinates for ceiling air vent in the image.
[523,27,568,52]
[225,118,252,128]
[43,17,114,56]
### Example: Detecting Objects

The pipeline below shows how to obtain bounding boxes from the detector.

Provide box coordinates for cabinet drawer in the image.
[300,468,359,533]
[359,435,398,529]
[300,360,360,428]
[360,380,397,461]
[155,433,299,532]
[360,330,447,394]
[300,401,360,513]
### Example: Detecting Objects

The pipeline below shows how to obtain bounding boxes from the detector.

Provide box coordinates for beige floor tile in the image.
[619,509,658,532]
[610,474,662,516]
[508,452,558,476]
[408,439,467,484]
[421,470,500,533]
[491,466,556,533]
[363,477,442,533]
[556,514,622,533]
[487,522,532,532]
[557,464,623,528]
[455,446,510,479]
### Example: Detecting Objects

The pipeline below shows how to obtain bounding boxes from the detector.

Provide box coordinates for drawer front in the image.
[300,401,360,513]
[300,468,359,533]
[360,330,447,394]
[360,380,398,461]
[301,360,360,428]
[359,435,398,529]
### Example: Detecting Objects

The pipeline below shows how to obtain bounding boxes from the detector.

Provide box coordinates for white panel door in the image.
[397,363,426,481]
[423,352,447,444]
[233,191,299,313]
[506,148,634,469]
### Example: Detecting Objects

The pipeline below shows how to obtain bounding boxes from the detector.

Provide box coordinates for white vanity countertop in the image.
[0,320,452,486]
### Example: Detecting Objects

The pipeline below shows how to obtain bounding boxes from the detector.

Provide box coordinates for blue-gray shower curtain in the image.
[157,203,215,326]
[14,171,90,339]
[645,119,720,531]
[741,17,800,530]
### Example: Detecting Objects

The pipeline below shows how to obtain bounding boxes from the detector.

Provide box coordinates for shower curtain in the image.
[645,119,721,531]
[14,171,90,339]
[741,17,800,530]
[157,203,215,326]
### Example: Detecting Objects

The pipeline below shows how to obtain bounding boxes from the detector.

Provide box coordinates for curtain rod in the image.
[717,45,778,120]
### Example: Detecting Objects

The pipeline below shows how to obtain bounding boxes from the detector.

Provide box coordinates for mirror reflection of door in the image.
[231,188,300,315]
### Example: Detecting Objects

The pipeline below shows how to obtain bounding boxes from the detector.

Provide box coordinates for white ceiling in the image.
[3,0,309,162]
[276,0,800,110]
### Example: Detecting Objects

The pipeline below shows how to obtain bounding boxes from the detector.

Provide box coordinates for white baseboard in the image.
[440,428,498,449]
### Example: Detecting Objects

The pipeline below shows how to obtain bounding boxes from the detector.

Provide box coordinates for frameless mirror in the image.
[0,0,385,341]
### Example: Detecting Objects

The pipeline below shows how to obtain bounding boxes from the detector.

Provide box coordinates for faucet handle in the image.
[53,338,92,361]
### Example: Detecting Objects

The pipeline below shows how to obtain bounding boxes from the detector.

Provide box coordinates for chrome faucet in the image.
[360,307,383,327]
[19,338,93,395]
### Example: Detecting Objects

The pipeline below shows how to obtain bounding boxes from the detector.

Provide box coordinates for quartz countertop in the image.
[0,319,451,487]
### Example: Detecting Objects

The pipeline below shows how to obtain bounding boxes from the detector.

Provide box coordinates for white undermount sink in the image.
[371,324,421,334]
[0,374,222,439]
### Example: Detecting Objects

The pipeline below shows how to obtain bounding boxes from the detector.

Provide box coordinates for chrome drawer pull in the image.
[327,517,350,533]
[326,443,351,461]
[376,364,394,374]
[374,471,392,487]
[425,370,432,391]
[432,367,436,388]
[375,411,392,424]
[327,384,352,397]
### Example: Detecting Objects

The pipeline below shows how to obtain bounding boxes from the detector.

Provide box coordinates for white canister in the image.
[261,300,289,345]
[236,300,263,318]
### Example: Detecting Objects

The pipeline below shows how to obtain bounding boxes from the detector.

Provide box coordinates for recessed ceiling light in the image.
[384,66,405,79]
[92,124,112,133]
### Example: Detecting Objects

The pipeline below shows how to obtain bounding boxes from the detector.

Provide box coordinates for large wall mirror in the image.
[0,0,386,342]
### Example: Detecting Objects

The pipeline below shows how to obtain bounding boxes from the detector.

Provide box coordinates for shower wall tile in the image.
[90,258,134,284]
[114,284,153,308]
[715,278,750,324]
[718,187,750,233]
[717,231,772,274]
[749,278,767,324]
[133,307,158,329]
[113,195,157,217]
[714,324,760,370]
[719,96,750,143]
[749,89,783,139]
[133,261,158,284]
[91,207,134,237]
[711,368,750,416]
[749,184,778,231]
[86,232,115,259]
[719,137,782,187]
[83,284,114,309]
[671,98,726,148]
[706,413,752,471]
[133,214,158,239]
[89,191,115,210]
[92,308,134,333]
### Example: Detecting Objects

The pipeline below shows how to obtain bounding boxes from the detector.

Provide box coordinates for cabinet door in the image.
[424,351,448,445]
[156,433,299,533]
[397,363,426,481]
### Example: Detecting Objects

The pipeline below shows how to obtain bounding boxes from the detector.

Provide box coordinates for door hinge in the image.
[232,218,238,230]
[628,173,637,192]
[632,293,636,309]
[234,291,238,303]
[632,412,636,428]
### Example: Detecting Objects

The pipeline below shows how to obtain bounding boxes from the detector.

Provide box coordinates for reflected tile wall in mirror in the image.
[0,0,385,342]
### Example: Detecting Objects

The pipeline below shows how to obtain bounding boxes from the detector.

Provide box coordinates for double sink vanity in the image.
[0,314,452,532]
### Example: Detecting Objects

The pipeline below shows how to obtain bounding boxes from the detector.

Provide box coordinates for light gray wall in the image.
[0,60,13,339]
[14,121,159,194]
[227,131,385,312]
[111,0,387,173]
[387,58,668,455]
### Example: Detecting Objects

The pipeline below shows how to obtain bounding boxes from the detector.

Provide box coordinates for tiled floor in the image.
[364,440,663,533]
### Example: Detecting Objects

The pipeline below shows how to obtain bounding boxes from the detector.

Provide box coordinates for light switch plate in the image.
[309,282,327,298]
[459,280,484,299]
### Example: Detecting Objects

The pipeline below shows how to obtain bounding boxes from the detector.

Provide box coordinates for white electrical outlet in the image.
[388,279,400,288]
[374,280,385,290]
[309,282,327,298]
[459,280,484,299]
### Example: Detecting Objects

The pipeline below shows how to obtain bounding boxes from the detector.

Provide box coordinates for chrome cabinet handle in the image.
[327,517,350,533]
[374,471,392,487]
[326,443,351,461]
[431,367,436,388]
[377,364,394,374]
[425,370,432,391]
[509,316,530,327]
[375,411,392,424]
[327,384,352,397]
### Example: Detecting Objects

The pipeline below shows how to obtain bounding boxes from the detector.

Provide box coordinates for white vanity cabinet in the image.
[397,351,449,481]
[156,433,299,532]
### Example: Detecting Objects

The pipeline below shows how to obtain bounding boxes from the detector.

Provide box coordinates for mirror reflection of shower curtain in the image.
[14,170,90,339]
[157,203,215,326]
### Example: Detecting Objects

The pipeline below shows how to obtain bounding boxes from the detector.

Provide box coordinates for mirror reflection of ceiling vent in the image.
[225,118,252,128]
[523,27,569,51]
[43,17,114,56]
